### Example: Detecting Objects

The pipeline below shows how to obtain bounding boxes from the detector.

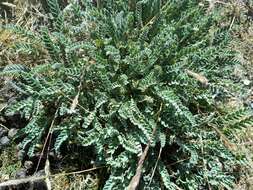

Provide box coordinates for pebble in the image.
[24,161,34,170]
[0,136,10,146]
[0,116,6,123]
[15,168,27,178]
[8,128,18,139]
[0,127,8,137]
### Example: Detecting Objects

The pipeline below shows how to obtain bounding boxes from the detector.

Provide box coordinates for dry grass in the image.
[228,1,253,189]
[52,172,99,190]
[0,145,22,182]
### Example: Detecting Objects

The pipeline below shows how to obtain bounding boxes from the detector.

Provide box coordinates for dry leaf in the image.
[185,69,209,87]
[70,92,80,113]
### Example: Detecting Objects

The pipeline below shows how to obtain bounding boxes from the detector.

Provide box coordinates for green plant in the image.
[1,0,253,189]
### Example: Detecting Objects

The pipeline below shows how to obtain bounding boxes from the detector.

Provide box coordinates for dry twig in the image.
[128,104,163,190]
[0,166,105,188]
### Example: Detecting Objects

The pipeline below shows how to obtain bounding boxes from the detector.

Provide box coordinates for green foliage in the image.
[1,0,252,189]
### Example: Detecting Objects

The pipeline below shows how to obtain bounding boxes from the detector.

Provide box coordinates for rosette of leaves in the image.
[1,0,252,189]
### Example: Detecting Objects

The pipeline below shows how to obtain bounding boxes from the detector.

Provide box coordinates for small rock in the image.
[15,168,27,178]
[24,161,34,170]
[0,136,10,146]
[0,116,6,123]
[17,150,26,161]
[8,128,18,138]
[0,127,8,137]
